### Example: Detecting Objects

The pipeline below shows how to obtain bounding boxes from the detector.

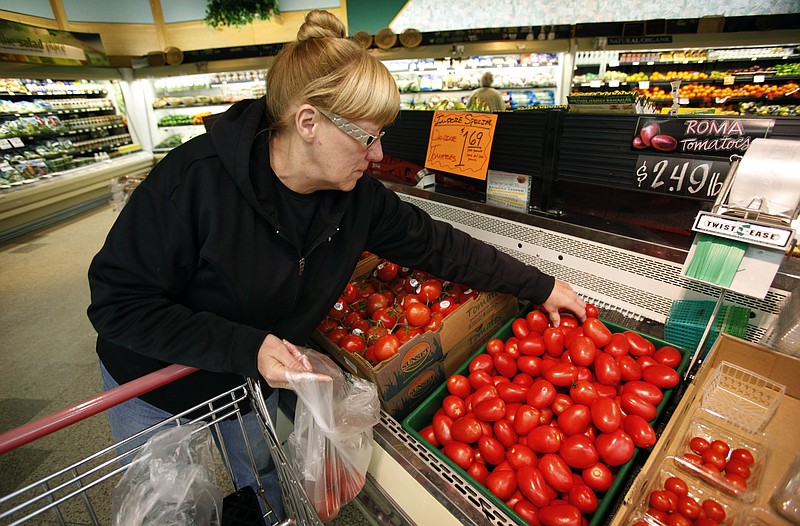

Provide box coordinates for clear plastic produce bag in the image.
[285,347,380,523]
[111,422,222,526]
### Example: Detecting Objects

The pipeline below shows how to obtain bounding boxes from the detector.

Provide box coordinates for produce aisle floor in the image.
[0,204,371,525]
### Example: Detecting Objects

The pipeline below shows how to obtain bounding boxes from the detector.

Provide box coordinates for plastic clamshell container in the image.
[701,361,785,434]
[736,506,790,526]
[630,456,740,525]
[671,408,769,502]
[401,305,692,526]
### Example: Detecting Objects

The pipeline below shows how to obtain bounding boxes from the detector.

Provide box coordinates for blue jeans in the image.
[100,363,285,521]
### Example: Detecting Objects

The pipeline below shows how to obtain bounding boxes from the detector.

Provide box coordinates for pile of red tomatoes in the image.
[317,256,480,366]
[418,307,684,526]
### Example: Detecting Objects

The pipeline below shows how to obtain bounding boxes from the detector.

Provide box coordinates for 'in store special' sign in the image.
[425,111,498,180]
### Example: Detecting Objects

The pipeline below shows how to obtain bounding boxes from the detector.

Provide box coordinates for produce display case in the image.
[402,305,691,526]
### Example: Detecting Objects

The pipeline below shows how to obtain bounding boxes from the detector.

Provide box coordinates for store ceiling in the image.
[1,0,341,23]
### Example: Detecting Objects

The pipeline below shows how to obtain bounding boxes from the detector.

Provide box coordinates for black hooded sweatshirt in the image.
[87,98,555,414]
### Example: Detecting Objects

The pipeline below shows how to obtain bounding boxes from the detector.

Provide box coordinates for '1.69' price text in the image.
[634,155,729,199]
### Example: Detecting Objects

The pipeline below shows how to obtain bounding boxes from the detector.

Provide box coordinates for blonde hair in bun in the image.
[266,9,399,134]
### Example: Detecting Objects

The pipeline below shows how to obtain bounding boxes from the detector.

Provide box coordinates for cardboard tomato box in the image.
[310,329,444,420]
[609,334,800,525]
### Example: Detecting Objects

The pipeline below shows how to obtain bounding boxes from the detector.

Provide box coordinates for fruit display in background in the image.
[415,306,686,525]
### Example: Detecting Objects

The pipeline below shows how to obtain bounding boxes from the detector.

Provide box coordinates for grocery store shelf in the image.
[0,151,154,242]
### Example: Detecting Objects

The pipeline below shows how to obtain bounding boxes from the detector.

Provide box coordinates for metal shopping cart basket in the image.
[0,365,324,526]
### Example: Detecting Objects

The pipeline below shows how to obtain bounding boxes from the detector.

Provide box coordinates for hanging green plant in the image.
[204,0,280,29]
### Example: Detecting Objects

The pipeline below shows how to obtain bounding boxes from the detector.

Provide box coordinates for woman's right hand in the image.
[257,334,329,389]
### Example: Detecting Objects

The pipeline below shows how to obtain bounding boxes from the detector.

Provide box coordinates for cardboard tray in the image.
[609,334,800,525]
[401,304,692,526]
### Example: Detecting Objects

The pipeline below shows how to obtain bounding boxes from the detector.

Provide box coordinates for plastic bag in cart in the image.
[285,347,380,523]
[111,422,222,526]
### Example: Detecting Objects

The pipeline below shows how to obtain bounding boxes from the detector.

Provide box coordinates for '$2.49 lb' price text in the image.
[635,155,727,199]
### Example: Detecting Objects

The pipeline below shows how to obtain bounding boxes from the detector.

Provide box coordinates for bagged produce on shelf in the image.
[285,347,380,522]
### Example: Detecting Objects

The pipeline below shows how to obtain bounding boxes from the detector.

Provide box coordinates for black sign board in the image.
[608,36,673,45]
[632,116,773,158]
[634,154,732,200]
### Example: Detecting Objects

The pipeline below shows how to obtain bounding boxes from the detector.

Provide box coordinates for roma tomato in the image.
[494,352,518,378]
[527,425,562,453]
[702,499,727,521]
[486,338,505,356]
[442,394,467,420]
[596,429,635,466]
[432,413,454,446]
[493,419,518,448]
[653,346,682,368]
[473,397,506,422]
[623,414,657,448]
[419,425,439,447]
[468,370,494,390]
[569,484,599,514]
[542,327,565,357]
[478,436,506,465]
[517,466,551,508]
[514,501,540,525]
[518,335,546,357]
[620,392,658,422]
[642,364,680,389]
[527,379,557,409]
[512,318,531,339]
[514,405,541,435]
[622,380,664,405]
[664,476,689,497]
[497,382,528,403]
[582,318,613,347]
[569,381,599,407]
[470,354,495,374]
[604,333,631,358]
[451,416,483,444]
[585,303,599,318]
[447,374,472,398]
[625,331,655,357]
[506,443,537,470]
[443,440,474,469]
[618,355,643,382]
[730,447,755,466]
[539,453,574,493]
[591,397,622,433]
[517,355,542,376]
[557,404,591,436]
[486,469,518,501]
[526,310,550,334]
[594,352,622,386]
[559,434,599,469]
[544,363,578,387]
[568,336,597,367]
[467,462,489,486]
[538,504,582,526]
[582,462,613,492]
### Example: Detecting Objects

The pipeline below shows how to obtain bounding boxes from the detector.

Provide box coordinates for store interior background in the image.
[1,1,800,524]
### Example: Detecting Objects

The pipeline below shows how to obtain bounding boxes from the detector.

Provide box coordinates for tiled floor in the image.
[0,205,372,525]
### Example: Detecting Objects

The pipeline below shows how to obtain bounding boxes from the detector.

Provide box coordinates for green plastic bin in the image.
[402,304,692,526]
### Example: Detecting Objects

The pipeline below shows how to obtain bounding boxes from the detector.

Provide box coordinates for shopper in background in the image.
[87,8,585,519]
[468,71,506,111]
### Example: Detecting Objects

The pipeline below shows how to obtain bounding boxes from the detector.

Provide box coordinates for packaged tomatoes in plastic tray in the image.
[670,408,770,502]
[629,456,741,526]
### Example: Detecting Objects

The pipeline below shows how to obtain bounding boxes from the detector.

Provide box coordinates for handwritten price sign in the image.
[635,155,731,200]
[425,111,498,180]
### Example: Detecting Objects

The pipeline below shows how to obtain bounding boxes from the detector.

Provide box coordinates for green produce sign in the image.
[0,20,109,67]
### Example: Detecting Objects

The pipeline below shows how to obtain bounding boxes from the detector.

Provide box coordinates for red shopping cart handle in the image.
[0,364,199,455]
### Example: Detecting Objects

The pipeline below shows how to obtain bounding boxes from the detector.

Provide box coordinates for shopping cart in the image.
[0,365,324,526]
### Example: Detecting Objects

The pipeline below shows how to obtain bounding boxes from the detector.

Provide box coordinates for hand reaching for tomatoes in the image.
[257,334,331,389]
[541,279,587,328]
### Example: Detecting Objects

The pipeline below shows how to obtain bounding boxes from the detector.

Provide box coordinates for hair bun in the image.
[297,9,346,41]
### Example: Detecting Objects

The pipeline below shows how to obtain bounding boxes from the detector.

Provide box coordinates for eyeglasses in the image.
[316,107,385,148]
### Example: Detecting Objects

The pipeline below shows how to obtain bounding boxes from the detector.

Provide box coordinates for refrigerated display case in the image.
[0,71,153,241]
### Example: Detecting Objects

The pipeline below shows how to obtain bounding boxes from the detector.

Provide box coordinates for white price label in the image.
[753,74,765,83]
[608,80,620,87]
[9,137,24,147]
[589,80,602,88]
[679,98,690,105]
[0,161,12,171]
[0,139,11,150]
[723,76,735,85]
[638,80,650,89]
